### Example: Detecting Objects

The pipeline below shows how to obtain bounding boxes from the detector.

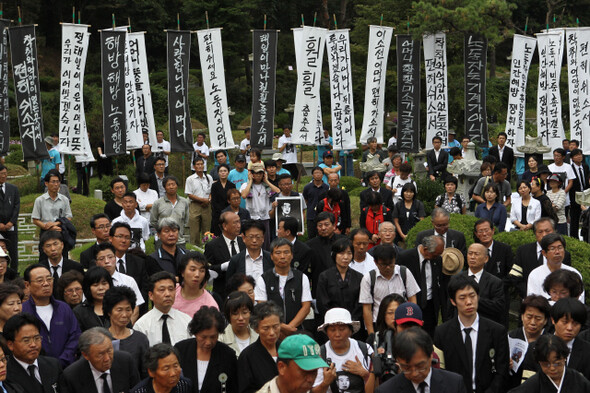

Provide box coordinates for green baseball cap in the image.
[278,335,329,371]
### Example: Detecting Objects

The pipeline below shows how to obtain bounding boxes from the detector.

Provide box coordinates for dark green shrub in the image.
[414,176,445,215]
[5,144,25,168]
[10,175,39,196]
[340,176,362,192]
[405,214,478,250]
[348,188,363,198]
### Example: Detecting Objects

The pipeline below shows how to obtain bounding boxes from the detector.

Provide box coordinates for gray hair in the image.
[78,327,112,354]
[533,217,556,232]
[269,237,293,253]
[144,343,180,372]
[367,137,377,144]
[378,221,395,233]
[430,207,450,221]
[156,217,180,233]
[250,301,283,330]
[421,235,443,253]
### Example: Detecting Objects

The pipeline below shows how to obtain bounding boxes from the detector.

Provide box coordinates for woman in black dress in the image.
[392,183,425,245]
[210,164,236,236]
[73,266,112,331]
[531,178,558,223]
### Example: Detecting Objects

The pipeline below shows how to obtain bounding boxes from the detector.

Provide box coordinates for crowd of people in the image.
[0,128,589,392]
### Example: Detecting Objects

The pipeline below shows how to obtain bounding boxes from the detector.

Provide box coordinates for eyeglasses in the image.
[475,228,492,234]
[96,254,116,262]
[64,287,83,295]
[245,235,264,240]
[95,224,111,231]
[398,362,429,374]
[539,360,565,369]
[17,335,42,345]
[113,235,131,241]
[31,277,54,285]
[547,245,564,252]
[0,356,6,364]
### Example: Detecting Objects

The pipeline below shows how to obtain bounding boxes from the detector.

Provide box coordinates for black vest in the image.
[263,268,303,324]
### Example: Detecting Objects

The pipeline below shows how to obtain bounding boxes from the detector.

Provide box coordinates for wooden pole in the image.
[525,17,528,34]
[127,17,131,32]
[17,6,21,25]
[301,14,304,27]
[407,16,410,33]
[112,13,115,29]
[72,7,75,24]
[78,11,81,24]
[333,14,337,29]
[177,13,180,30]
[313,12,317,27]
[205,11,209,30]
[264,14,267,30]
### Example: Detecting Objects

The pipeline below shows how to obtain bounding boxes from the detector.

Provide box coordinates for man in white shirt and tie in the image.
[568,148,589,239]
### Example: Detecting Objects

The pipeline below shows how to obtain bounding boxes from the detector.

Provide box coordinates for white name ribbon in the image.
[292,26,327,145]
[59,23,92,156]
[360,25,393,144]
[537,29,566,156]
[566,27,590,154]
[423,32,449,149]
[293,28,323,144]
[197,28,236,150]
[128,32,157,147]
[326,29,355,150]
[505,34,536,156]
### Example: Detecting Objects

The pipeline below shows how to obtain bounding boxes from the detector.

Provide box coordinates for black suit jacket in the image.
[511,241,571,297]
[359,188,395,211]
[457,271,504,323]
[434,316,509,393]
[204,235,246,296]
[376,367,467,393]
[149,172,165,197]
[174,338,238,393]
[123,253,150,302]
[7,355,66,393]
[226,250,273,281]
[136,155,156,178]
[397,248,443,313]
[486,241,513,280]
[426,149,449,178]
[41,259,84,292]
[63,350,139,393]
[0,182,19,227]
[415,228,467,258]
[489,145,514,170]
[570,162,590,196]
[567,337,590,380]
[292,239,312,275]
[80,243,101,270]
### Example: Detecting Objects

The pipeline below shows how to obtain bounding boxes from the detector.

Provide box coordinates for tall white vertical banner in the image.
[292,26,327,145]
[293,28,323,144]
[121,28,143,150]
[128,32,157,147]
[197,28,236,150]
[504,34,536,156]
[326,29,356,150]
[59,24,93,157]
[537,30,565,156]
[423,32,449,149]
[360,25,393,144]
[566,28,590,154]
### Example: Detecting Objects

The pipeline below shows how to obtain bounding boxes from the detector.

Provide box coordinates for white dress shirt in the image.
[459,314,480,392]
[133,307,192,346]
[89,363,112,393]
[111,271,145,306]
[244,250,265,280]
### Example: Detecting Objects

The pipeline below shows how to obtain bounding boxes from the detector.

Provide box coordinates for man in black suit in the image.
[376,327,467,393]
[277,216,312,277]
[146,217,187,276]
[109,222,150,310]
[327,173,351,234]
[5,313,66,393]
[359,171,395,212]
[63,327,140,393]
[0,164,19,271]
[415,208,467,257]
[397,235,445,337]
[80,213,112,269]
[473,218,513,326]
[150,157,167,197]
[509,217,572,298]
[458,244,504,323]
[205,211,245,297]
[305,212,345,296]
[39,231,84,292]
[226,220,272,282]
[488,132,514,182]
[136,143,156,178]
[426,136,449,181]
[568,148,589,239]
[434,275,509,393]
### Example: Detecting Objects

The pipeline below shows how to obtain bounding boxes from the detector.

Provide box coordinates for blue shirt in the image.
[41,149,61,179]
[475,202,507,232]
[228,168,249,208]
[317,136,333,161]
[319,163,340,184]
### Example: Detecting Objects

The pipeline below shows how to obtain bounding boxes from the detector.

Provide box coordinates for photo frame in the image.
[275,196,304,234]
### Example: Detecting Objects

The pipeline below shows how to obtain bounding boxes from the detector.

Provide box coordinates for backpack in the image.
[435,193,463,211]
[369,266,407,300]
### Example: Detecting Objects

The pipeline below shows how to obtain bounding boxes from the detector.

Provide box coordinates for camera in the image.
[372,330,399,381]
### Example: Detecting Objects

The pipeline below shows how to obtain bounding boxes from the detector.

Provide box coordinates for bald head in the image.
[220,211,241,238]
[467,243,488,273]
[378,221,396,245]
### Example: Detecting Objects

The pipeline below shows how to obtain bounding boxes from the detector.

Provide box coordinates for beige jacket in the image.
[218,323,259,356]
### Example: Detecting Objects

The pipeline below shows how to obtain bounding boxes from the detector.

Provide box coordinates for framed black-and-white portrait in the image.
[275,196,304,233]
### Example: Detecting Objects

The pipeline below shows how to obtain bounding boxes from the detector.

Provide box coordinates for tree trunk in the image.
[489,45,496,78]
[244,54,252,87]
[320,0,330,27]
[340,0,348,27]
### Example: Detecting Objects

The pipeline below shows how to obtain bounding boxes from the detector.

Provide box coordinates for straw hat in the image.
[317,308,360,333]
[441,247,464,275]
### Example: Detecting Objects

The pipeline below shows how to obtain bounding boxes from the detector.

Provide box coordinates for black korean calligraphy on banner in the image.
[464,33,488,147]
[396,35,421,153]
[251,29,278,149]
[9,25,48,161]
[423,32,449,149]
[0,19,9,156]
[167,30,193,153]
[101,29,126,156]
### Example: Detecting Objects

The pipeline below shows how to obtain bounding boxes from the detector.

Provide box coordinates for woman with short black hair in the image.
[174,306,238,393]
[219,291,258,356]
[172,252,218,317]
[73,266,112,331]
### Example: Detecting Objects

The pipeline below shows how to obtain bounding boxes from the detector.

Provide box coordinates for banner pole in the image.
[128,17,131,32]
[264,14,267,30]
[177,13,180,30]
[112,13,116,29]
[301,14,304,27]
[205,11,209,30]
[313,12,317,27]
[333,14,337,29]
[524,17,528,34]
[72,7,75,24]
[78,11,81,24]
[407,16,409,33]
[182,155,186,188]
[0,4,3,19]
[17,6,21,25]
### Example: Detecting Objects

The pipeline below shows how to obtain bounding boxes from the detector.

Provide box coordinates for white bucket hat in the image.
[317,308,360,333]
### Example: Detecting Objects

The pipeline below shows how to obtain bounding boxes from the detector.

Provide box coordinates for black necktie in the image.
[101,373,111,393]
[470,274,477,283]
[538,250,543,266]
[118,259,126,274]
[418,381,428,393]
[27,364,37,379]
[420,261,428,309]
[52,266,59,281]
[0,185,4,199]
[579,166,585,189]
[464,327,473,388]
[230,240,237,256]
[161,314,171,344]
